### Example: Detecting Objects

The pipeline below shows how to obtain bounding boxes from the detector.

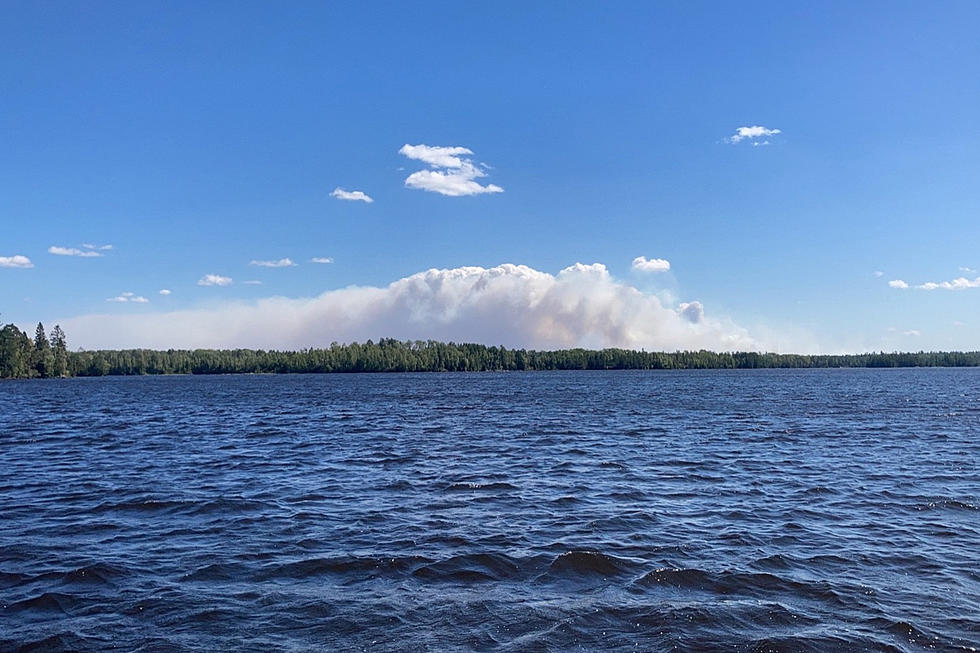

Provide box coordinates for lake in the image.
[1,370,978,651]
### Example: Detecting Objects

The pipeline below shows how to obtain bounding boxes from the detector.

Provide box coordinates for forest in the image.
[3,319,980,379]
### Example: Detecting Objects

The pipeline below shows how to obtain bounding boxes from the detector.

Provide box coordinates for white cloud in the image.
[198,274,233,286]
[0,255,33,268]
[243,280,263,285]
[311,257,334,264]
[250,258,297,268]
[331,188,374,203]
[959,266,976,274]
[632,256,671,273]
[399,144,474,168]
[903,330,921,337]
[727,125,781,144]
[873,271,884,278]
[403,168,503,196]
[58,262,760,352]
[49,246,102,257]
[159,289,172,295]
[891,273,980,291]
[918,276,980,291]
[107,292,149,304]
[82,243,113,251]
[399,143,503,197]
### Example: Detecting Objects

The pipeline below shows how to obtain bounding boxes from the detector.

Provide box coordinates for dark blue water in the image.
[1,370,978,652]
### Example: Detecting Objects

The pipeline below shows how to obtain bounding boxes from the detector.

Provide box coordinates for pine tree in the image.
[50,325,69,377]
[33,322,53,378]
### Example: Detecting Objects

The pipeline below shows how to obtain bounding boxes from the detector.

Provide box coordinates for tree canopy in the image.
[2,319,980,379]
[0,320,68,379]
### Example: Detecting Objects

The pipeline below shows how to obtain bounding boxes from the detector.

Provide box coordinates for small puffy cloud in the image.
[311,257,334,264]
[404,168,503,196]
[82,243,113,251]
[0,255,33,268]
[918,276,980,291]
[107,292,149,304]
[399,144,473,168]
[958,266,976,274]
[632,256,671,273]
[727,125,781,145]
[903,330,921,337]
[49,246,102,257]
[159,289,172,295]
[399,143,503,197]
[331,188,374,203]
[198,274,233,286]
[873,271,884,278]
[250,258,297,268]
[888,279,909,289]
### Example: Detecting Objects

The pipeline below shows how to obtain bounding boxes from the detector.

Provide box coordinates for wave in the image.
[631,568,849,606]
[543,550,640,578]
[256,555,432,581]
[445,481,519,491]
[412,552,525,583]
[5,591,77,614]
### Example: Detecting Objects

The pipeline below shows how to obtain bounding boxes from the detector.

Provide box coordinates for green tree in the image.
[0,322,34,378]
[33,322,53,378]
[50,325,69,377]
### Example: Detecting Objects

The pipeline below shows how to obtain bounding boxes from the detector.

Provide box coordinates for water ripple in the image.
[1,369,978,651]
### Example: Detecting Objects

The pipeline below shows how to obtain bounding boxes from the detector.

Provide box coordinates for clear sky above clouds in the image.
[2,1,978,352]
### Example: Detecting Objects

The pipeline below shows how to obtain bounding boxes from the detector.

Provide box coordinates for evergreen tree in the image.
[0,322,34,378]
[33,322,53,378]
[50,325,69,378]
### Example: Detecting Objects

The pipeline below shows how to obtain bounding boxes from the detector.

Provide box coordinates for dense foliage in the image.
[0,321,68,379]
[2,320,980,378]
[65,342,980,375]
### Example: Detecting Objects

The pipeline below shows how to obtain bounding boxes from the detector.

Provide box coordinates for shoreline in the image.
[6,344,980,379]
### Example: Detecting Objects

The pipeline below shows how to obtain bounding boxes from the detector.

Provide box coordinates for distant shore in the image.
[5,323,980,379]
[34,341,980,378]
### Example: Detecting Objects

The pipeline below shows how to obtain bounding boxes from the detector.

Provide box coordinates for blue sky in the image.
[2,2,979,352]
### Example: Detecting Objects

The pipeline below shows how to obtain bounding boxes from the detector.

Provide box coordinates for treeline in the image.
[66,342,980,376]
[4,323,980,379]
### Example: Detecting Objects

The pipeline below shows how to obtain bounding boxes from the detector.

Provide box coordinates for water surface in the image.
[1,370,978,651]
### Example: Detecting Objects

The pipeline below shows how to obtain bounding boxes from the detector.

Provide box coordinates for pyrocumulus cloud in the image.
[59,262,759,351]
